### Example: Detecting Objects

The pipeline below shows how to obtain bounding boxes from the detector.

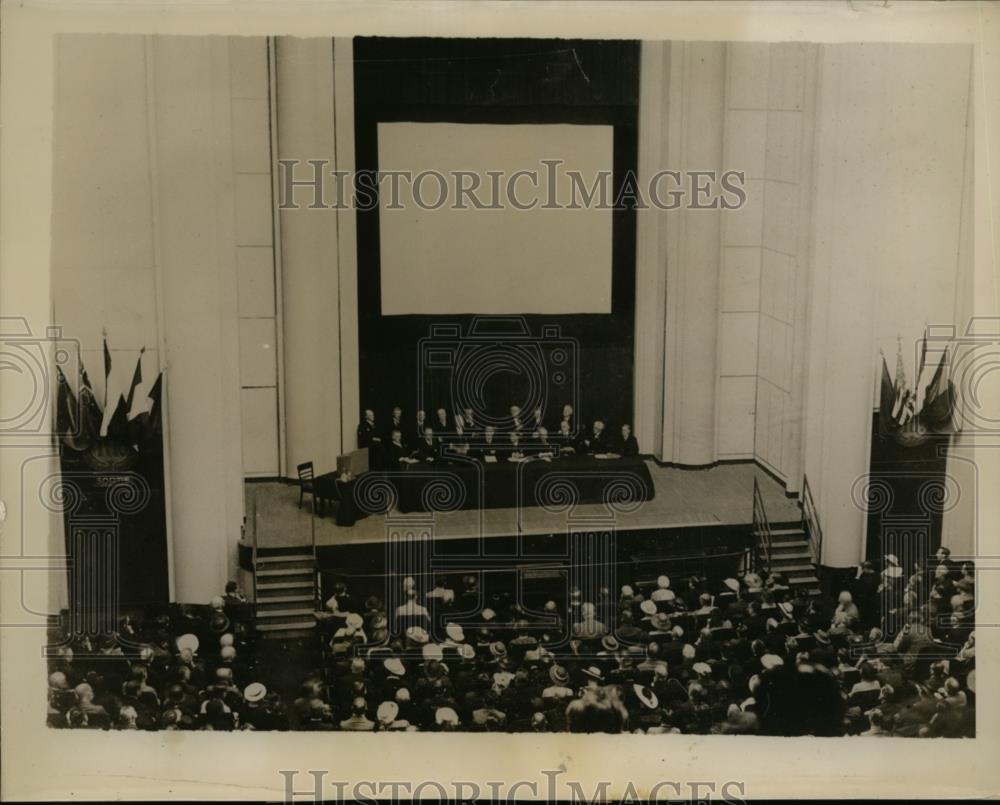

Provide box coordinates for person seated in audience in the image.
[575,419,609,454]
[613,423,639,456]
[555,420,576,453]
[530,408,544,432]
[933,546,957,579]
[413,426,438,462]
[414,410,427,444]
[386,406,405,443]
[356,409,381,449]
[222,580,247,607]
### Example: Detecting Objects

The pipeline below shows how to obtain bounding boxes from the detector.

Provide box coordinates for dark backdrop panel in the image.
[353,37,640,437]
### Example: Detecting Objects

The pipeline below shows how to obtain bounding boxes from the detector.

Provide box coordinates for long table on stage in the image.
[314,455,656,527]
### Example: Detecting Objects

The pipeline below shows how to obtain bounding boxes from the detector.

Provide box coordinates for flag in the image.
[125,348,145,413]
[147,372,163,438]
[878,353,896,435]
[55,366,87,451]
[922,348,953,430]
[890,339,909,423]
[103,333,112,409]
[106,394,130,443]
[77,362,103,445]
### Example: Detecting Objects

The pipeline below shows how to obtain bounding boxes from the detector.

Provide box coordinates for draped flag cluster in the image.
[879,335,955,446]
[55,334,163,457]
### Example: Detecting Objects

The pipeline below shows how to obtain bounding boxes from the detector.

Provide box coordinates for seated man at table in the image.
[476,425,501,461]
[506,432,528,462]
[460,407,481,436]
[556,420,576,454]
[614,423,640,457]
[388,429,417,465]
[560,404,575,434]
[434,407,452,435]
[575,419,609,454]
[386,406,405,444]
[413,426,439,462]
[531,426,557,458]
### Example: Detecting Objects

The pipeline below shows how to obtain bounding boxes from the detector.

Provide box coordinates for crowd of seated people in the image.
[48,546,974,735]
[357,404,640,466]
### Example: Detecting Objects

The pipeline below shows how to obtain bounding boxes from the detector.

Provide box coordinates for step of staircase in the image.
[257,580,314,594]
[256,594,315,610]
[257,620,316,634]
[255,608,317,625]
[256,556,314,571]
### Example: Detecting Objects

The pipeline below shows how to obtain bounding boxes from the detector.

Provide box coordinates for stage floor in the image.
[246,461,801,550]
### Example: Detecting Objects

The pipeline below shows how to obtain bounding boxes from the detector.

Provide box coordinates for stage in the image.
[245,461,800,550]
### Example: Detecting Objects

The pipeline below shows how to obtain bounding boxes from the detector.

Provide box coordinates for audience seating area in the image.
[46,553,975,736]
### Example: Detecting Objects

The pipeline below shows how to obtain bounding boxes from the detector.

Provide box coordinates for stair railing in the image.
[752,476,773,576]
[800,474,823,567]
[310,492,321,613]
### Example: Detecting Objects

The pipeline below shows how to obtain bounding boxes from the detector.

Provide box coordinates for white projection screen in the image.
[377,122,614,316]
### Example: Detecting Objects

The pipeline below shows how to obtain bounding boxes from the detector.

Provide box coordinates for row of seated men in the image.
[357,404,639,464]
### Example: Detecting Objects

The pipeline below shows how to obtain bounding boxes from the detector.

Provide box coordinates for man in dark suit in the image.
[505,432,527,461]
[559,404,575,434]
[414,410,427,444]
[575,419,609,454]
[531,426,557,458]
[614,424,640,456]
[476,425,500,461]
[414,426,438,462]
[433,407,451,435]
[357,409,381,449]
[555,419,576,453]
[507,405,525,436]
[386,406,405,444]
[460,407,479,437]
[387,429,412,465]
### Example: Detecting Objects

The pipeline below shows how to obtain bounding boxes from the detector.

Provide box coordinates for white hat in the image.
[383,658,406,677]
[346,612,364,629]
[671,625,684,638]
[481,608,496,622]
[435,706,460,726]
[693,662,712,676]
[723,578,740,593]
[422,643,444,662]
[640,599,658,616]
[651,589,676,602]
[219,633,235,647]
[210,596,224,610]
[377,700,399,723]
[761,654,785,670]
[406,626,429,644]
[243,682,267,703]
[459,643,476,660]
[492,671,515,690]
[176,633,199,654]
[621,585,635,597]
[885,554,900,566]
[633,684,659,710]
[325,596,339,612]
[220,645,236,661]
[682,644,696,659]
[395,687,410,702]
[445,623,465,643]
[657,575,670,589]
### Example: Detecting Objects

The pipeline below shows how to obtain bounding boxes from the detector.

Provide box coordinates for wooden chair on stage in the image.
[297,461,315,511]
